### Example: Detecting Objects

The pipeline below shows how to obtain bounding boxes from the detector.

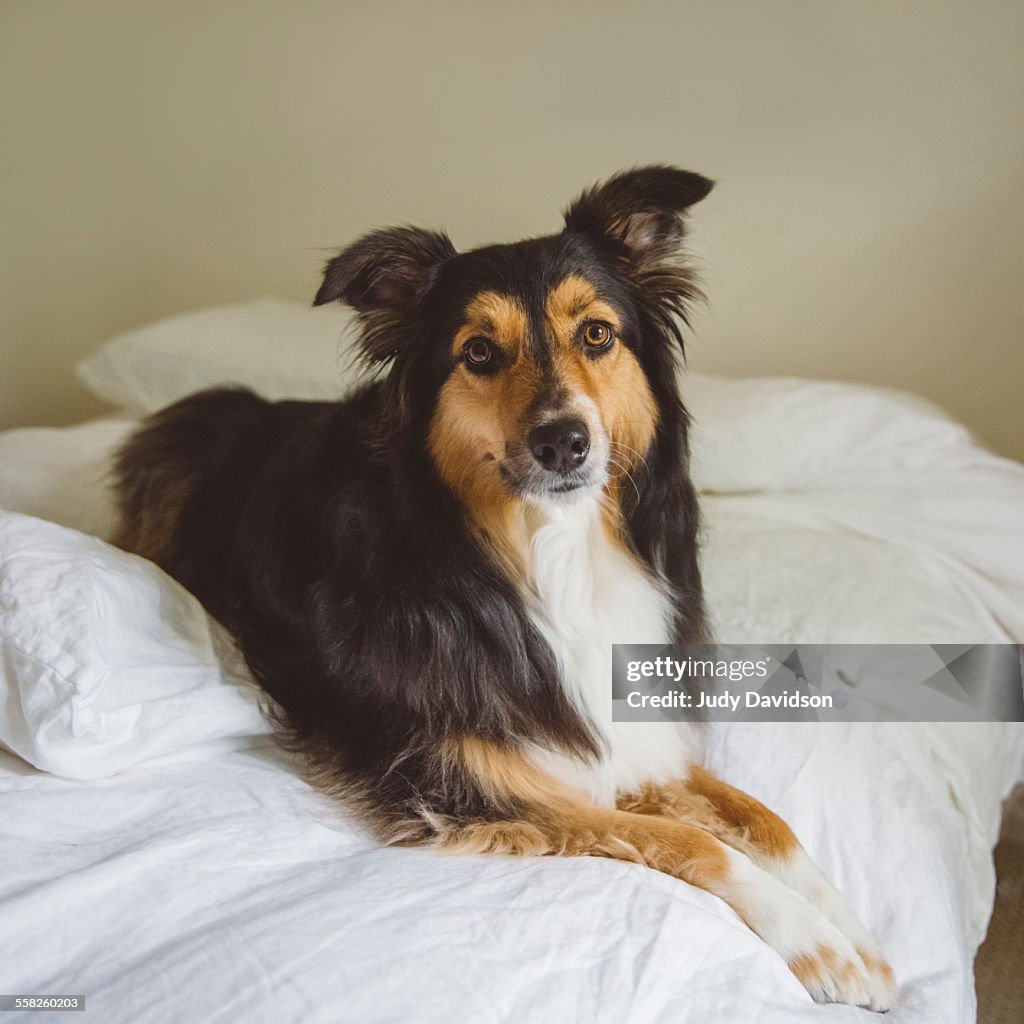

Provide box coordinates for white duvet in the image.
[1,375,1022,1024]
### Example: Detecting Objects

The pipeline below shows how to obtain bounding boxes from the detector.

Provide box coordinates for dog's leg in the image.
[438,739,886,1008]
[619,766,896,1011]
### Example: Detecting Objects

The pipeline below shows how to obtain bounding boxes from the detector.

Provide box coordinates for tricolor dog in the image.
[114,167,896,1009]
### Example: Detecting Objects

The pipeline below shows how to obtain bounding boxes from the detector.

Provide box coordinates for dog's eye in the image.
[463,337,494,368]
[582,321,615,351]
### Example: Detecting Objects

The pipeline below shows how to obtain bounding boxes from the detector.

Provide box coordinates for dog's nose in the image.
[529,419,590,473]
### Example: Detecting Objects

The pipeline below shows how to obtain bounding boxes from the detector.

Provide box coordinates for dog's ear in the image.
[563,166,713,348]
[313,226,456,361]
[563,166,713,262]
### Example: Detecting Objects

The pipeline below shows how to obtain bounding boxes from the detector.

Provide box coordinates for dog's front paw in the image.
[772,849,897,1010]
[788,942,897,1011]
[782,914,896,1010]
[726,850,897,1010]
[788,943,870,1008]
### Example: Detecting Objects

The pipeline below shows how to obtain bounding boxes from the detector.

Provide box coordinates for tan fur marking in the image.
[788,951,819,988]
[617,780,721,828]
[618,775,791,858]
[437,819,554,857]
[685,765,800,858]
[114,477,191,568]
[428,387,524,569]
[544,274,659,487]
[430,292,536,573]
[544,275,621,342]
[857,949,897,989]
[789,945,862,991]
[449,291,528,358]
[454,737,584,807]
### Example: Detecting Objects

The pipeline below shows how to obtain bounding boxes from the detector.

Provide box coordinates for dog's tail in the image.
[112,386,268,570]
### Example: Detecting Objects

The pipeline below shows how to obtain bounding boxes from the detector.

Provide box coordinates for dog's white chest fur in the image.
[522,499,702,805]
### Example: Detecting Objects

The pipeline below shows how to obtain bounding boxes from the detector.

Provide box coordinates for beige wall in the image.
[2,0,1022,459]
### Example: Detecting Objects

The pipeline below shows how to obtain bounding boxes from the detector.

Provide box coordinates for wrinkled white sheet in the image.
[1,377,1022,1024]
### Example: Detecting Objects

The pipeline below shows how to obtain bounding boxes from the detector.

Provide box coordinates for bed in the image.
[1,299,1022,1023]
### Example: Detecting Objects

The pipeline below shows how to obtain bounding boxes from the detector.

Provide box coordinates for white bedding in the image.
[1,376,1022,1024]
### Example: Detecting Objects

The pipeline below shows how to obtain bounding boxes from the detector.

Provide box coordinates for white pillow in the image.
[685,374,964,493]
[0,510,271,779]
[0,418,134,542]
[76,297,364,413]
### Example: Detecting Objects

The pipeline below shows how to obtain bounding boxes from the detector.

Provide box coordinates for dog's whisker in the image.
[607,439,651,475]
[604,453,642,504]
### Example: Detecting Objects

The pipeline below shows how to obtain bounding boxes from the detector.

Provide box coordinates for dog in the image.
[113,166,896,1009]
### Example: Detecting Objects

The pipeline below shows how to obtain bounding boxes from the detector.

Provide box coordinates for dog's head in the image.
[315,166,712,527]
